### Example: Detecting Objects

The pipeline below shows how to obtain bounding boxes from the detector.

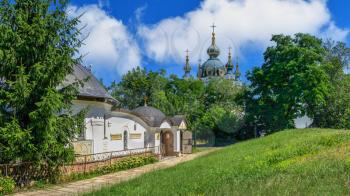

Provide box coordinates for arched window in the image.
[123,130,128,150]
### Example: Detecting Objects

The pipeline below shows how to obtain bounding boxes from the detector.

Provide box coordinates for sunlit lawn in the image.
[85,128,350,195]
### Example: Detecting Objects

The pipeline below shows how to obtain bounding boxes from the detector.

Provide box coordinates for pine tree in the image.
[0,0,84,173]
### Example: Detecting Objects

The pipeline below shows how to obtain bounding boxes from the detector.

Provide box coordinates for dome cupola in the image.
[132,106,166,127]
[207,23,220,58]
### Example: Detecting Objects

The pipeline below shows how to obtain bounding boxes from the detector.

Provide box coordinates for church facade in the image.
[183,24,241,83]
[64,64,192,157]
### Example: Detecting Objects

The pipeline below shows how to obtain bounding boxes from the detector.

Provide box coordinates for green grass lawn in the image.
[85,129,350,195]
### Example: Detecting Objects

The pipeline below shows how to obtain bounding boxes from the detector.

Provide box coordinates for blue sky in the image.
[69,0,350,85]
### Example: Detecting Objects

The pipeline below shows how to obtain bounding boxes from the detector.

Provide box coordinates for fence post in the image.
[84,155,87,174]
[110,152,112,166]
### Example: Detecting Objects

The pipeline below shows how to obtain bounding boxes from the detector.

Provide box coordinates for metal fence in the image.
[73,146,160,164]
[0,146,160,186]
[0,162,50,187]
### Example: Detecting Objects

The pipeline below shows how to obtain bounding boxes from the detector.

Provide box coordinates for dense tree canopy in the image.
[110,67,168,109]
[0,0,83,169]
[153,76,206,131]
[111,34,350,139]
[245,34,330,132]
[313,41,350,128]
[110,70,244,145]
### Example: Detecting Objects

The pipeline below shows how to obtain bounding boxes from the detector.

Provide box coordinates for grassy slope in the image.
[85,129,350,195]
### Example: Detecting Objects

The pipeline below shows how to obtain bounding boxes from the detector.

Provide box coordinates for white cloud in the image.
[138,0,349,65]
[68,5,141,82]
[135,4,147,23]
[321,22,349,41]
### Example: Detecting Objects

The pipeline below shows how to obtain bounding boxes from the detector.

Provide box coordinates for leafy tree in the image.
[205,78,242,109]
[313,41,350,128]
[159,76,205,114]
[193,78,244,144]
[155,77,244,145]
[0,0,83,174]
[111,69,244,145]
[195,104,244,145]
[246,34,329,132]
[110,67,167,109]
[161,77,206,137]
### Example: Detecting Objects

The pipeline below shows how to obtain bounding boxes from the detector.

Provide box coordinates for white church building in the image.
[64,64,192,157]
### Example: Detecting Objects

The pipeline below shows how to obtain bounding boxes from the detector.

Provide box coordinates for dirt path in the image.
[13,148,220,196]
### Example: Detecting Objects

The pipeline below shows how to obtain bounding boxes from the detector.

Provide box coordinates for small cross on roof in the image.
[210,22,216,33]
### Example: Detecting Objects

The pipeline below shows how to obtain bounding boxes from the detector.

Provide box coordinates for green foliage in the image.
[313,41,350,129]
[110,69,244,145]
[85,129,350,195]
[110,67,168,109]
[199,78,244,134]
[154,76,205,118]
[0,176,15,195]
[246,33,330,132]
[99,155,158,172]
[195,104,243,143]
[204,78,242,108]
[64,155,158,182]
[0,0,84,172]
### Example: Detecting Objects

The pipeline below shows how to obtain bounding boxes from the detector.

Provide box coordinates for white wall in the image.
[176,130,180,152]
[107,116,146,151]
[85,116,148,154]
[160,121,171,129]
[74,100,150,154]
[168,129,180,153]
[73,99,183,155]
[154,132,161,154]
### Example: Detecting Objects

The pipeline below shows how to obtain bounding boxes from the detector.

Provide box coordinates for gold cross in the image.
[210,22,216,33]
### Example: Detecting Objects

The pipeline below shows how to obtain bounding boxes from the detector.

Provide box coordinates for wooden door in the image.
[162,131,174,156]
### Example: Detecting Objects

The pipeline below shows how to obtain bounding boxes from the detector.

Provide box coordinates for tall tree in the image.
[156,76,206,133]
[111,69,245,145]
[195,78,244,144]
[246,34,329,132]
[156,76,205,115]
[313,41,350,128]
[0,0,83,172]
[110,67,168,109]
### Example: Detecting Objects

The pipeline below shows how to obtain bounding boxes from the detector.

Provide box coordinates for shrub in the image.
[0,176,15,195]
[101,155,158,173]
[64,155,158,182]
